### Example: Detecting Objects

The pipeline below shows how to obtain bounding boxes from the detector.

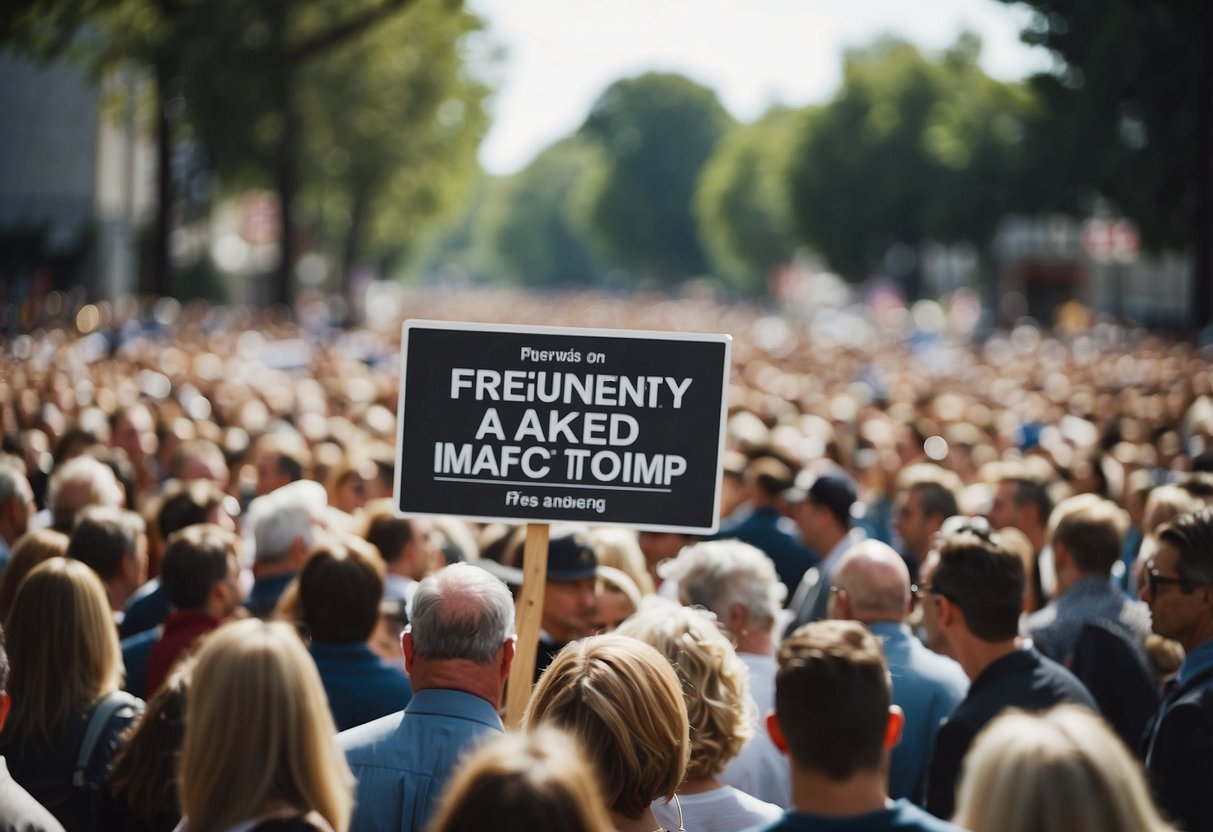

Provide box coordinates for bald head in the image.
[830,540,911,623]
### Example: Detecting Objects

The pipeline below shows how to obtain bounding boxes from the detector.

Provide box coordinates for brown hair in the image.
[299,537,384,643]
[776,620,890,780]
[0,528,69,621]
[1,557,122,743]
[1049,494,1127,575]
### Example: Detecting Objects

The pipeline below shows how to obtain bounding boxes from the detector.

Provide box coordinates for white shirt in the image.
[652,785,782,832]
[719,652,793,808]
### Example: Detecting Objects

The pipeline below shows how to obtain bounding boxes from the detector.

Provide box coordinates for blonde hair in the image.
[1,556,122,743]
[0,528,69,621]
[953,705,1176,832]
[616,601,754,780]
[522,634,689,820]
[588,527,656,596]
[429,727,615,832]
[177,619,353,832]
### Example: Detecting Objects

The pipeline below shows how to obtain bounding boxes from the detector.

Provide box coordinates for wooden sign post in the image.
[504,523,549,727]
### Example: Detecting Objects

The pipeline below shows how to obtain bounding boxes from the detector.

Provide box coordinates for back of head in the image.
[662,539,785,632]
[2,557,121,743]
[160,524,239,611]
[954,705,1175,832]
[615,601,753,780]
[0,528,69,621]
[66,504,145,582]
[745,455,794,502]
[47,454,123,532]
[429,727,615,832]
[831,540,911,622]
[178,618,351,832]
[299,537,384,643]
[410,562,516,664]
[156,480,228,541]
[361,502,414,565]
[1049,494,1127,575]
[808,472,859,529]
[775,619,890,780]
[108,657,194,822]
[249,481,323,564]
[1156,506,1213,586]
[934,520,1024,642]
[522,634,689,820]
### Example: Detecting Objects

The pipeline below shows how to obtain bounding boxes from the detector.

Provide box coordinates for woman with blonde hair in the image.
[429,726,615,832]
[0,557,142,831]
[953,704,1176,832]
[0,528,69,620]
[522,634,690,832]
[617,601,781,831]
[176,619,352,832]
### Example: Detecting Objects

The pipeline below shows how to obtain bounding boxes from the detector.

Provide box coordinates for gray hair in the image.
[0,462,29,506]
[410,563,516,664]
[249,485,322,564]
[47,455,123,521]
[663,540,785,630]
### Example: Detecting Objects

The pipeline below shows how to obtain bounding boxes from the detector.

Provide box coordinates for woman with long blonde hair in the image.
[953,704,1176,832]
[176,619,353,832]
[0,556,141,831]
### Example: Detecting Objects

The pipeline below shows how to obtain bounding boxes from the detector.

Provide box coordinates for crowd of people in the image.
[0,286,1212,831]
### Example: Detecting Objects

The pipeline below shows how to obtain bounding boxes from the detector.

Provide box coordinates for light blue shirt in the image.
[868,621,969,801]
[339,688,504,832]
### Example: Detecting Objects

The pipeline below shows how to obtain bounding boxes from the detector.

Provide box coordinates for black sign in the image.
[395,320,732,533]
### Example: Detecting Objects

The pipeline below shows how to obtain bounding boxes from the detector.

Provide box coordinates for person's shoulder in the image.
[1031,649,1098,708]
[888,798,966,831]
[337,709,407,756]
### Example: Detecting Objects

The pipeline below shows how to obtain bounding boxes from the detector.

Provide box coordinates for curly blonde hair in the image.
[616,600,754,780]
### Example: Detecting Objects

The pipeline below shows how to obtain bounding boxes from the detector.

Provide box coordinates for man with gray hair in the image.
[828,539,968,802]
[664,539,791,807]
[244,480,324,618]
[339,562,516,832]
[0,461,35,575]
[43,454,124,533]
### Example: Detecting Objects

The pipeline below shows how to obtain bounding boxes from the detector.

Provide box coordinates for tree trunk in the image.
[340,187,368,301]
[151,58,172,298]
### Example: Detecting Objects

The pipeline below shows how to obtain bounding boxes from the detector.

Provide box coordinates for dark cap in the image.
[546,529,599,581]
[784,470,858,523]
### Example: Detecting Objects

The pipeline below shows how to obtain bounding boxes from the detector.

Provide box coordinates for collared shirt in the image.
[787,528,867,633]
[1144,638,1213,832]
[868,621,968,801]
[309,641,412,732]
[1022,575,1152,663]
[245,573,296,619]
[339,688,504,832]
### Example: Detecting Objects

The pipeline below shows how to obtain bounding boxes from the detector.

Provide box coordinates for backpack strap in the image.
[72,690,141,788]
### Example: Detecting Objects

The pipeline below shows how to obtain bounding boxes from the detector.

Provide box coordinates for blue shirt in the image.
[309,641,412,732]
[868,622,968,801]
[745,798,964,831]
[119,579,172,639]
[339,688,504,832]
[120,627,160,700]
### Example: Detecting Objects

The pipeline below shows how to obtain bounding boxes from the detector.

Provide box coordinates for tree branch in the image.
[288,0,417,63]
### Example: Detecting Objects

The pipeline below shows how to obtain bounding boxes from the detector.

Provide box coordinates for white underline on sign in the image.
[433,476,672,494]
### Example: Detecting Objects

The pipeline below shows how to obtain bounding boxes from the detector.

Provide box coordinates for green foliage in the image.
[295,0,491,271]
[786,35,1033,283]
[694,106,802,293]
[574,72,732,285]
[478,137,604,286]
[996,0,1204,250]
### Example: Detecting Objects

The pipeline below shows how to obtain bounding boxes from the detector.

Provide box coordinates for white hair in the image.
[662,539,786,630]
[249,481,325,563]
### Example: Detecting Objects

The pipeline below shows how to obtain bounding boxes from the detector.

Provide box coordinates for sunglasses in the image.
[1144,566,1201,596]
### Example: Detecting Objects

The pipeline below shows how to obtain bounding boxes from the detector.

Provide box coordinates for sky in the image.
[467,0,1054,176]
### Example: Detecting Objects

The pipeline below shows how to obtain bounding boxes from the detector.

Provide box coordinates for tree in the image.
[694,106,802,293]
[295,0,491,289]
[574,72,732,286]
[479,137,604,287]
[993,0,1209,325]
[786,35,1032,291]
